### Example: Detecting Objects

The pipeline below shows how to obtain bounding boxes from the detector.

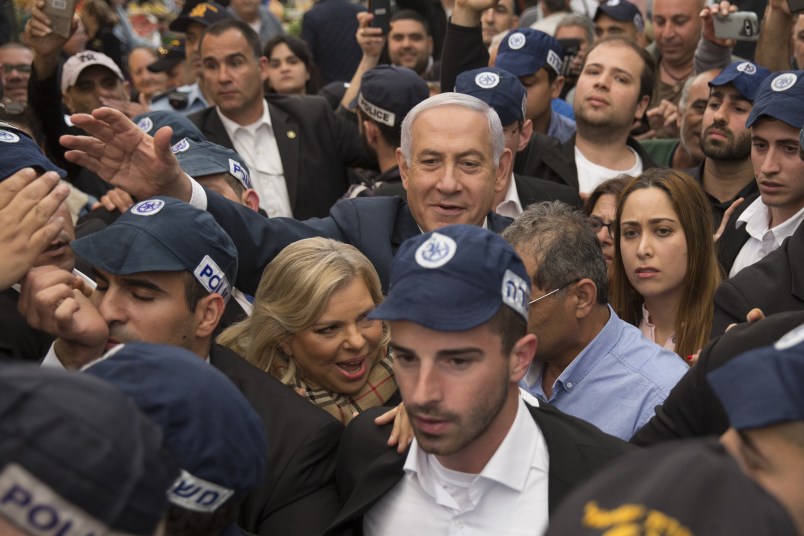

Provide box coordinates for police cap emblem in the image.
[131,199,165,216]
[137,117,154,133]
[736,62,757,75]
[507,32,526,50]
[171,138,190,153]
[474,72,500,89]
[771,73,798,92]
[0,129,20,143]
[415,232,457,269]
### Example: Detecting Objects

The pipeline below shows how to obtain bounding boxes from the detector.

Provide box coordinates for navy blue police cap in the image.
[708,325,804,430]
[173,138,252,190]
[594,0,645,33]
[358,65,429,128]
[71,197,238,302]
[746,70,804,128]
[0,365,178,535]
[85,342,267,514]
[169,1,232,32]
[133,110,206,145]
[147,38,186,73]
[369,224,530,331]
[709,61,771,102]
[496,29,564,78]
[455,67,527,126]
[0,121,66,180]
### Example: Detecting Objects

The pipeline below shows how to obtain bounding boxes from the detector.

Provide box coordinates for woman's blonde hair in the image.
[217,237,389,384]
[610,169,721,359]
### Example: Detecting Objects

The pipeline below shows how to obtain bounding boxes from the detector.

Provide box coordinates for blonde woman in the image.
[218,237,400,424]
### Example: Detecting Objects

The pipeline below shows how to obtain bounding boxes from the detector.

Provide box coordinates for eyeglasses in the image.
[587,217,614,236]
[2,64,32,74]
[529,277,582,306]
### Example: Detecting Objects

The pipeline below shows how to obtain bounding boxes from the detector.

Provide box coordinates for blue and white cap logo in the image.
[415,232,457,269]
[131,199,165,216]
[475,72,500,89]
[775,324,804,350]
[171,138,191,153]
[194,254,231,302]
[736,61,757,75]
[137,116,154,133]
[546,50,563,75]
[771,73,798,92]
[0,129,20,143]
[228,158,252,189]
[168,470,234,513]
[501,269,529,321]
[508,32,526,50]
[634,13,644,32]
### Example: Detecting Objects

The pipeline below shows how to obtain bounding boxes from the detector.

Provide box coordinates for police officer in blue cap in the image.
[19,196,345,534]
[495,29,576,143]
[593,0,646,45]
[455,67,582,218]
[689,60,771,233]
[327,224,630,535]
[710,328,804,534]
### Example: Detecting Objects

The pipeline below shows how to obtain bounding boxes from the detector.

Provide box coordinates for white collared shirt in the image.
[495,173,523,219]
[216,102,292,217]
[729,198,804,277]
[363,397,550,536]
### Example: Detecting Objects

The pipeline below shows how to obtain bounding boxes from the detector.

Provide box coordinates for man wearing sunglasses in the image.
[502,201,688,440]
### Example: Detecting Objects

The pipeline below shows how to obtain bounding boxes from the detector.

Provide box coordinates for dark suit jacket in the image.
[205,192,513,293]
[514,133,661,190]
[209,344,344,535]
[189,94,369,219]
[714,196,755,275]
[711,222,804,338]
[515,173,583,209]
[631,310,804,446]
[325,403,631,535]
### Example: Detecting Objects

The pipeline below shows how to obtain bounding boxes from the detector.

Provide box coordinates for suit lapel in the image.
[329,450,405,533]
[201,109,235,149]
[528,405,590,514]
[268,100,300,211]
[391,202,422,254]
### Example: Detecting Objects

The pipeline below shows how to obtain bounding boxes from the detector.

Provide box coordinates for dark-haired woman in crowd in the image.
[610,169,721,361]
[584,176,631,276]
[263,35,321,95]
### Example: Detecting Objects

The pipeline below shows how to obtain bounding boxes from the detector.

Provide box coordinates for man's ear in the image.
[194,293,225,339]
[363,120,378,145]
[397,147,410,191]
[258,55,269,83]
[518,119,534,152]
[509,333,538,383]
[241,188,260,212]
[551,75,565,99]
[495,148,513,193]
[635,94,650,121]
[572,278,598,319]
[62,91,74,114]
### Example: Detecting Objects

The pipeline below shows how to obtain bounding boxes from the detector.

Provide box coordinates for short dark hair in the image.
[502,201,609,305]
[262,34,321,94]
[182,271,210,311]
[390,9,431,36]
[584,36,655,106]
[357,108,402,147]
[202,19,262,60]
[487,304,527,356]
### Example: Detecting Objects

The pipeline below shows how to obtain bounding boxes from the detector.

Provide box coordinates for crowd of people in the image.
[1,0,803,533]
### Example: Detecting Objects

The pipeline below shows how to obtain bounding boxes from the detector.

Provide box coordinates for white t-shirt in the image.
[575,146,642,194]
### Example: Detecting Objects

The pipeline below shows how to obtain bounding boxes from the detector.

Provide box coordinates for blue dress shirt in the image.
[521,306,688,440]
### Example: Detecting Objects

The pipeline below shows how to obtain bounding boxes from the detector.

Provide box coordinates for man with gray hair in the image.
[502,201,688,440]
[60,93,514,291]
